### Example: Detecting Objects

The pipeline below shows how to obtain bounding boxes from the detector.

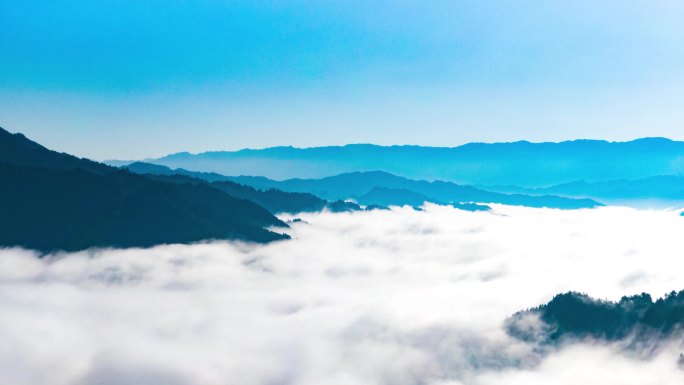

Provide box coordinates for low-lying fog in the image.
[1,204,683,385]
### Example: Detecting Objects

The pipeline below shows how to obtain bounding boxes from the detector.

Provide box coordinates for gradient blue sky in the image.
[2,0,684,160]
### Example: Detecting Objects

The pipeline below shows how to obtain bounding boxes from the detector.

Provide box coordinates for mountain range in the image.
[8,125,683,251]
[485,175,684,206]
[226,171,602,209]
[124,163,366,214]
[508,289,684,357]
[111,138,684,187]
[125,163,601,209]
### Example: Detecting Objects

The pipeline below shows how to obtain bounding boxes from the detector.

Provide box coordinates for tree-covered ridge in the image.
[508,290,684,347]
[0,127,288,252]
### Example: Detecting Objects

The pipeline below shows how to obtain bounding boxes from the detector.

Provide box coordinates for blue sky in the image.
[2,0,684,159]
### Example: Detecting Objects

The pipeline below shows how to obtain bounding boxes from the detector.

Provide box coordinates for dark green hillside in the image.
[0,128,110,174]
[0,127,288,252]
[508,290,684,346]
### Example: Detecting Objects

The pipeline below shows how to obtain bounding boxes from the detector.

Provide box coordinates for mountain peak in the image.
[0,127,112,175]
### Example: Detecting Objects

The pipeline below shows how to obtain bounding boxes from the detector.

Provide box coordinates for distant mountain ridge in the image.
[224,171,601,209]
[126,163,599,209]
[124,162,600,209]
[485,175,684,205]
[113,138,684,187]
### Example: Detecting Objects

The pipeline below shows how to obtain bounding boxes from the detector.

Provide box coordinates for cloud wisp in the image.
[1,204,684,385]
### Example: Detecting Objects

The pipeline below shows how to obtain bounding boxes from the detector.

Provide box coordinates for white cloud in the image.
[1,204,683,384]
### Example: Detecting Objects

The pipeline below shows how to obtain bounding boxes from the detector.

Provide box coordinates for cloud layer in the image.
[1,204,684,385]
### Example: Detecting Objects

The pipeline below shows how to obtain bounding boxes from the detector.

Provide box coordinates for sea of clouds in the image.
[1,204,684,385]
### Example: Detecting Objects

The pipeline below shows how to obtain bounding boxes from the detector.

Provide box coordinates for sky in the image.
[2,205,684,384]
[2,1,684,160]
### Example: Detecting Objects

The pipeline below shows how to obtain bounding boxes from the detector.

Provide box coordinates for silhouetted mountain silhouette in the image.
[0,127,288,252]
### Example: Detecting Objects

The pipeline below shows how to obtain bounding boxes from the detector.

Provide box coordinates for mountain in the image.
[0,128,111,174]
[0,127,288,252]
[125,162,366,214]
[486,175,684,206]
[357,187,491,211]
[225,171,602,209]
[127,163,517,210]
[357,187,437,208]
[117,138,684,186]
[210,181,329,213]
[507,290,684,353]
[125,161,234,182]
